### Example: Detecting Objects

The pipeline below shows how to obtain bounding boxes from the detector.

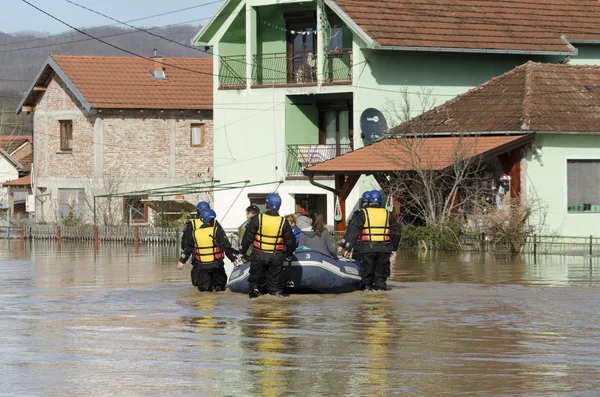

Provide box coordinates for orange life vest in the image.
[191,220,224,263]
[253,214,285,252]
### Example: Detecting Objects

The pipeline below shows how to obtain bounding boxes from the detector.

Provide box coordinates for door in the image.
[286,13,317,83]
[319,105,353,157]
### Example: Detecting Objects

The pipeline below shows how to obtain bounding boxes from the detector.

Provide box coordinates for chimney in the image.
[150,49,167,80]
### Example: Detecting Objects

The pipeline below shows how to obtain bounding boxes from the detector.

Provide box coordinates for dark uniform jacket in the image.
[341,206,401,253]
[179,221,238,267]
[240,209,297,260]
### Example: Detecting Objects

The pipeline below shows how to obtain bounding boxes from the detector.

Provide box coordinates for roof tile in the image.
[49,55,213,110]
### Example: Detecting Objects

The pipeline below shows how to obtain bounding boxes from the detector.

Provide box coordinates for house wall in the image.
[0,157,19,211]
[205,1,600,230]
[526,134,600,237]
[32,73,214,224]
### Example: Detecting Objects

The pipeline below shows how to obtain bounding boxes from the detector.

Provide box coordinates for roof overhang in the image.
[142,199,197,214]
[324,0,377,48]
[16,55,91,115]
[0,147,22,170]
[193,0,243,46]
[305,134,535,176]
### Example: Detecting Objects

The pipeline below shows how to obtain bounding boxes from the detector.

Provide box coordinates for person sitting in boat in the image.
[298,211,339,260]
[294,205,311,231]
[285,214,301,246]
[339,190,401,291]
[177,208,238,292]
[239,193,297,298]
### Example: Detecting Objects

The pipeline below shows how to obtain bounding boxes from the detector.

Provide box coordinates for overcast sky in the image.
[2,0,223,34]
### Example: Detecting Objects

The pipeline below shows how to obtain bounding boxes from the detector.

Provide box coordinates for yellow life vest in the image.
[191,220,224,263]
[360,207,391,243]
[253,214,285,252]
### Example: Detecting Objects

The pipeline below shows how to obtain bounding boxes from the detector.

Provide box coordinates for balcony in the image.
[219,55,247,89]
[286,144,352,177]
[219,49,352,89]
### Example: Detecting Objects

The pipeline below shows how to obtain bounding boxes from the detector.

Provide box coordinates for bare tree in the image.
[379,88,492,228]
[82,175,145,226]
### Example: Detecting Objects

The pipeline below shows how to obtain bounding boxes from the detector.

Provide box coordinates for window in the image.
[124,196,148,223]
[567,160,600,212]
[285,12,317,83]
[248,193,268,214]
[318,102,353,156]
[58,188,85,222]
[191,124,205,147]
[60,120,73,151]
[326,12,344,52]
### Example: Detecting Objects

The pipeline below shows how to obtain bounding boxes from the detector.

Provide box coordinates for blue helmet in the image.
[199,209,216,224]
[196,201,210,214]
[266,193,282,210]
[368,190,383,204]
[361,191,371,204]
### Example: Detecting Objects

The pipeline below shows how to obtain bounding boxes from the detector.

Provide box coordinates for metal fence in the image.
[21,225,182,244]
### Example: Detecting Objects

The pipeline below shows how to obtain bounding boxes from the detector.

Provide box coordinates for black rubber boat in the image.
[227,249,362,294]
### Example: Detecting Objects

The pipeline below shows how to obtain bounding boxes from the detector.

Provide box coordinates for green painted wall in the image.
[526,134,600,237]
[257,3,316,55]
[285,97,319,145]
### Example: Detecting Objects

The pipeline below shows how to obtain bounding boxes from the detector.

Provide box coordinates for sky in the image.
[1,0,223,34]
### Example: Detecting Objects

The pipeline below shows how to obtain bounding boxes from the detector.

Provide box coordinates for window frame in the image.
[59,120,73,152]
[191,123,205,148]
[565,157,600,214]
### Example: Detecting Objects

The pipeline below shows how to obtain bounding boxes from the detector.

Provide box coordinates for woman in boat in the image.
[298,212,339,260]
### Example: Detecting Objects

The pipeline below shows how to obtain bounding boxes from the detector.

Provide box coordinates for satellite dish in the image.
[360,108,388,142]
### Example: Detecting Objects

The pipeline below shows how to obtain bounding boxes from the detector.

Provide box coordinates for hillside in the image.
[0,24,206,135]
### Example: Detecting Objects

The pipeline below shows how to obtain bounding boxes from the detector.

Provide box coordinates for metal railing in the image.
[324,48,352,83]
[219,55,247,89]
[253,52,317,85]
[286,143,352,177]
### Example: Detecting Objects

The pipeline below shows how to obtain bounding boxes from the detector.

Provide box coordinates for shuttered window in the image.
[567,160,600,212]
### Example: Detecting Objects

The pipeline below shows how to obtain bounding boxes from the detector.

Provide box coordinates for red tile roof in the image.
[23,56,213,111]
[2,175,31,187]
[392,62,600,134]
[332,0,600,53]
[306,135,532,173]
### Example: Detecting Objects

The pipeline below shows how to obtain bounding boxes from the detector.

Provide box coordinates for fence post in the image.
[56,225,61,242]
[94,226,99,250]
[590,235,593,257]
[480,232,486,252]
[533,234,537,264]
[20,225,25,242]
[134,226,139,244]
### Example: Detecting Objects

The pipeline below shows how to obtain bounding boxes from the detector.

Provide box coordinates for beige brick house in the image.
[17,55,213,225]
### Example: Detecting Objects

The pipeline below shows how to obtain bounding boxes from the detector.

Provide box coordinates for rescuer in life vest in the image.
[177,208,238,292]
[238,193,297,298]
[338,190,372,262]
[339,190,401,291]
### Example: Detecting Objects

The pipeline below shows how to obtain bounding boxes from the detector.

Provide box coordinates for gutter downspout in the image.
[307,173,338,195]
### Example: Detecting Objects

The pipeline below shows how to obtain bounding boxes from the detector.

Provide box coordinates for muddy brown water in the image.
[1,241,599,396]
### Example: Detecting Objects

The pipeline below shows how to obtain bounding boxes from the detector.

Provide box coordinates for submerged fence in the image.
[19,225,182,244]
[3,225,599,258]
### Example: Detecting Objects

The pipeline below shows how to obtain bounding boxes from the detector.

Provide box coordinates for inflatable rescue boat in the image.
[227,249,362,294]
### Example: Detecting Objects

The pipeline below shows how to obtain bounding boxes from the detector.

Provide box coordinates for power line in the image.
[63,0,287,78]
[19,0,223,79]
[0,0,222,49]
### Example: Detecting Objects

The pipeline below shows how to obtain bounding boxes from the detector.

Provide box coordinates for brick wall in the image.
[34,74,213,180]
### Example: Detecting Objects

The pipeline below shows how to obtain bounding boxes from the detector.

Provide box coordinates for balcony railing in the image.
[219,55,247,89]
[220,49,352,89]
[253,52,317,86]
[286,144,353,177]
[324,48,352,83]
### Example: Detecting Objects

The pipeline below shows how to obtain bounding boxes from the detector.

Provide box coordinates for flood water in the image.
[1,240,599,396]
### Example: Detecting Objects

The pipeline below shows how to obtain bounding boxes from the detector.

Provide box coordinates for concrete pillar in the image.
[169,119,176,178]
[316,0,325,85]
[93,117,104,177]
[245,4,257,88]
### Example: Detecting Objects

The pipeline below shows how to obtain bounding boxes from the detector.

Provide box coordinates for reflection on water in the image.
[1,240,600,396]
